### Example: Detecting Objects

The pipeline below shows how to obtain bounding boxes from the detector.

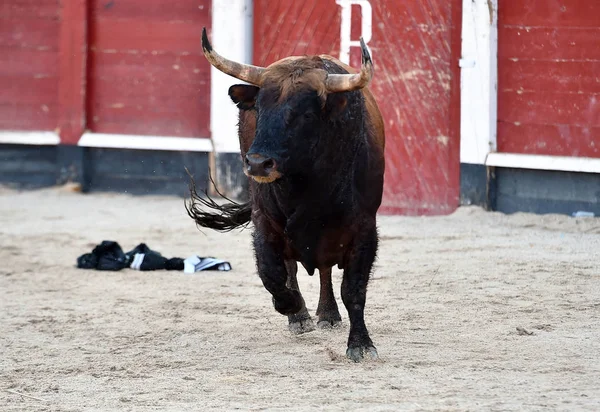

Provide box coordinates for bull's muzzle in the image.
[244,153,282,183]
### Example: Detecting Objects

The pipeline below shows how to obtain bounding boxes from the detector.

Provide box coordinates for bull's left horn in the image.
[201,27,265,86]
[325,37,373,93]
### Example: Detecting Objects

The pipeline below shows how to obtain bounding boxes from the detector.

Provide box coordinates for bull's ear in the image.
[324,92,347,118]
[229,84,259,110]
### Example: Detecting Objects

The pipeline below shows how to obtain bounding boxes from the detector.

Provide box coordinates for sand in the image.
[1,186,599,411]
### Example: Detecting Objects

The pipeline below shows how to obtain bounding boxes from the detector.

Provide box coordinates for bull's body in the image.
[188,29,385,361]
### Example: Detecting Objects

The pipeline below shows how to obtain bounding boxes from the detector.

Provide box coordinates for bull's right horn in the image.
[201,27,265,86]
[325,37,374,93]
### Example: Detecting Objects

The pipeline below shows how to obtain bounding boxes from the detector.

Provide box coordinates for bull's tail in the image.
[185,169,252,232]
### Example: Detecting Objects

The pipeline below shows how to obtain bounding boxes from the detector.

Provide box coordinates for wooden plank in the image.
[90,80,209,106]
[0,103,58,131]
[89,52,210,99]
[0,48,58,76]
[498,91,600,127]
[90,48,210,70]
[91,76,209,101]
[0,0,60,19]
[0,19,60,49]
[499,0,600,28]
[499,26,600,60]
[90,19,203,53]
[0,76,58,104]
[57,0,87,145]
[497,122,599,158]
[499,59,600,94]
[88,103,210,137]
[89,0,210,22]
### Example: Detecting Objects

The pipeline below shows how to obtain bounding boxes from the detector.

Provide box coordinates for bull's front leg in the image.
[252,230,306,320]
[341,224,379,362]
[285,260,315,334]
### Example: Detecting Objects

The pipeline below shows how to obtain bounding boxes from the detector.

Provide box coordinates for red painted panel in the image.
[87,0,212,138]
[497,1,600,159]
[0,1,61,131]
[499,59,600,94]
[57,0,87,145]
[499,0,600,28]
[88,104,208,137]
[253,0,461,215]
[1,0,60,19]
[499,92,600,127]
[91,20,203,53]
[499,27,600,61]
[89,0,207,21]
[0,76,58,104]
[0,49,59,77]
[0,19,60,50]
[255,1,337,64]
[498,123,600,158]
[0,103,58,131]
[91,54,210,102]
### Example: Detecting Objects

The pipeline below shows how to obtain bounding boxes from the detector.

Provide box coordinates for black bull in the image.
[187,28,386,362]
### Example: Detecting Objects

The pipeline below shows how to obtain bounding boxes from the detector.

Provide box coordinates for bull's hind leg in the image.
[316,267,342,329]
[285,260,315,334]
[341,224,379,362]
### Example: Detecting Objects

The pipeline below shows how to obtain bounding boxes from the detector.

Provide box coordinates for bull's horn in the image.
[201,27,265,86]
[325,37,373,93]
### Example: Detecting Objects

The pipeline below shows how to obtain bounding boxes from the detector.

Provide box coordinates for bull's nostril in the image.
[263,159,275,170]
[246,154,277,177]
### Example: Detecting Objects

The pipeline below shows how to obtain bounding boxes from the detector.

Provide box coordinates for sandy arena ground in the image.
[1,186,599,411]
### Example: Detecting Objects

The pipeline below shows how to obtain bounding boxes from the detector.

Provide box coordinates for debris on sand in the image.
[516,326,535,336]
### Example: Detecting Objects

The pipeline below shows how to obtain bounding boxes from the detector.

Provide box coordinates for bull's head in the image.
[201,28,373,183]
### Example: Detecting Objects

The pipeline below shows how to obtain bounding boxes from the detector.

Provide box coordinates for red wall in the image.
[0,0,62,131]
[498,1,600,158]
[87,0,211,138]
[254,0,462,215]
[0,0,212,143]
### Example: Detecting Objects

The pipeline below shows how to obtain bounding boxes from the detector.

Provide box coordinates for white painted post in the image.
[459,0,498,165]
[210,0,253,154]
[335,0,373,65]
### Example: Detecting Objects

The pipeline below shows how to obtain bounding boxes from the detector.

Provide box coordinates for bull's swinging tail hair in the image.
[185,168,252,232]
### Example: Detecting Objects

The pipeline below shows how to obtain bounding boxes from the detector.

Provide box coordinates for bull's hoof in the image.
[316,308,342,329]
[317,319,342,329]
[288,318,316,334]
[288,309,315,335]
[346,345,378,362]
